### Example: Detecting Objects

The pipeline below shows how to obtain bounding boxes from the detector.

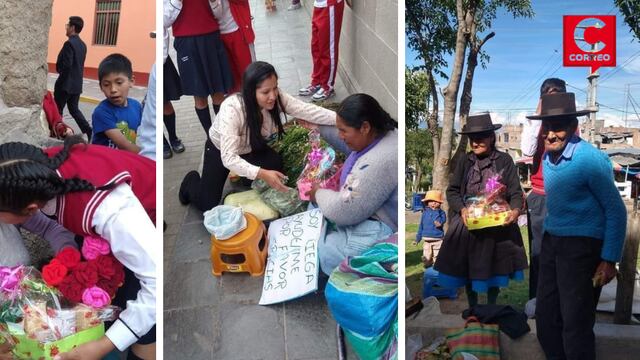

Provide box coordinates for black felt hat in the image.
[526,92,591,120]
[457,113,502,135]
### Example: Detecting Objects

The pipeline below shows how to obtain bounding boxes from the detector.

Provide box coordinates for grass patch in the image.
[406,221,531,310]
[405,224,423,299]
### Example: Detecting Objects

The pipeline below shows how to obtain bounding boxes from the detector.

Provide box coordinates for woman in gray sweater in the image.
[305,94,398,275]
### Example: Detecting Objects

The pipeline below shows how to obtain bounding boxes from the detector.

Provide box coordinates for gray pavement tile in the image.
[284,295,339,359]
[183,204,205,225]
[164,306,220,360]
[219,273,265,305]
[164,259,221,310]
[171,222,211,263]
[214,303,286,360]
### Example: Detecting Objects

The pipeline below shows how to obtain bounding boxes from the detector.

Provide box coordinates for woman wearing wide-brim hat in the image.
[434,113,528,308]
[528,92,626,359]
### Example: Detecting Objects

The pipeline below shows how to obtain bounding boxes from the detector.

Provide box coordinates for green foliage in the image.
[406,128,434,190]
[616,0,640,40]
[272,126,311,187]
[405,67,432,130]
[405,0,456,79]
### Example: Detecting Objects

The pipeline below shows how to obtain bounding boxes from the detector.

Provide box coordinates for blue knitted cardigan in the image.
[543,138,626,262]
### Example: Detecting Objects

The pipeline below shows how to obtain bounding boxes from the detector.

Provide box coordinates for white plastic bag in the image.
[203,205,247,240]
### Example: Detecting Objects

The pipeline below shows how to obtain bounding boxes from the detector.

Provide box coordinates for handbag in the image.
[445,316,500,360]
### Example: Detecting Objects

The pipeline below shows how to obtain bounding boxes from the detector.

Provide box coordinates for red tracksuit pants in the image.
[221,29,254,93]
[310,1,344,91]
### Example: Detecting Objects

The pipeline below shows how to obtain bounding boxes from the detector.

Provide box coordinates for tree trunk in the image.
[450,31,495,168]
[431,0,470,197]
[427,70,440,162]
[415,161,423,191]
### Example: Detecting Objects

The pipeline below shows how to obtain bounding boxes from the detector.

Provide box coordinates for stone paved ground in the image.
[162,2,352,359]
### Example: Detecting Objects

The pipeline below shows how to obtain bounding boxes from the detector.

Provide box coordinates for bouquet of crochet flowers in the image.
[42,236,125,309]
[296,130,342,201]
[0,266,119,359]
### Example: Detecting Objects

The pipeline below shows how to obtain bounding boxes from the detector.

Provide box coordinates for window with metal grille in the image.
[93,0,121,46]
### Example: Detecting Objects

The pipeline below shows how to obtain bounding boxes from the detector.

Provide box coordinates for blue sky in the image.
[405,0,640,127]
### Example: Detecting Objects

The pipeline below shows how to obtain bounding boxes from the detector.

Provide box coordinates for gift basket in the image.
[0,237,125,359]
[296,130,342,201]
[465,173,511,230]
[0,265,120,359]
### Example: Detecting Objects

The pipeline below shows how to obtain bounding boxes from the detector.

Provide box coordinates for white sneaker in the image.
[299,84,320,96]
[287,3,301,10]
[312,88,335,102]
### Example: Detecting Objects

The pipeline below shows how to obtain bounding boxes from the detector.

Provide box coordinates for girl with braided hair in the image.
[0,136,156,360]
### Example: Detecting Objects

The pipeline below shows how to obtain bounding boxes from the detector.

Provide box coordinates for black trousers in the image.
[54,89,92,135]
[526,192,546,299]
[183,140,284,212]
[535,233,603,360]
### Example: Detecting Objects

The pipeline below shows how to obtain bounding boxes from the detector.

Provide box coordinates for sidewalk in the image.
[163,2,350,359]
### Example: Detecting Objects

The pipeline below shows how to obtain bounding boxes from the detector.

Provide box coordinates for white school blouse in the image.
[209,91,336,180]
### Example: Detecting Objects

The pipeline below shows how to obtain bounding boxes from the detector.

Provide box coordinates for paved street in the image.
[162,2,351,359]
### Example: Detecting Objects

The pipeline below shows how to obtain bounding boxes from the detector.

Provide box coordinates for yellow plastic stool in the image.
[210,212,268,276]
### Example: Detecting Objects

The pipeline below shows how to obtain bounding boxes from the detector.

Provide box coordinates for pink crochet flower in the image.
[0,266,22,296]
[82,286,111,308]
[82,236,111,260]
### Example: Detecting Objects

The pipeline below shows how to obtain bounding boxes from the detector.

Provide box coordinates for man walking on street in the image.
[54,16,93,141]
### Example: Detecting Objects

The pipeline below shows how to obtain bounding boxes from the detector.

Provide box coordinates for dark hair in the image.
[68,16,84,33]
[540,78,566,97]
[240,61,285,151]
[0,136,95,214]
[98,53,133,83]
[337,94,397,135]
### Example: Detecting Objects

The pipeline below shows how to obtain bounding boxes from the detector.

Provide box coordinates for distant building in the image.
[47,0,155,84]
[596,125,640,149]
[495,124,523,155]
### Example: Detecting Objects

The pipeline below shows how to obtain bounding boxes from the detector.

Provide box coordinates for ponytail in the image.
[0,136,95,213]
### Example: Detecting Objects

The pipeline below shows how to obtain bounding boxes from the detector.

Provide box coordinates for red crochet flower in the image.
[55,247,81,270]
[90,255,117,280]
[58,275,83,303]
[42,259,68,286]
[72,262,99,288]
[110,263,125,287]
[97,278,118,298]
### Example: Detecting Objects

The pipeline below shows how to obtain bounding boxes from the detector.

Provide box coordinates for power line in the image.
[598,102,627,113]
[599,49,640,84]
[502,50,562,110]
[566,83,587,93]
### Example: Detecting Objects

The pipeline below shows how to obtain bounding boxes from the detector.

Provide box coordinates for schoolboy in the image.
[92,54,142,153]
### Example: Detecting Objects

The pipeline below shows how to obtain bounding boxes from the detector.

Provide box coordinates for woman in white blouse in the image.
[179,61,336,211]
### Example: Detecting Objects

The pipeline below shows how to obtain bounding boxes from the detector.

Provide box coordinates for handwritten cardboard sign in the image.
[259,209,325,305]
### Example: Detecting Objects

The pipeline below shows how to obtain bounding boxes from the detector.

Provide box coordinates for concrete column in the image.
[0,0,54,145]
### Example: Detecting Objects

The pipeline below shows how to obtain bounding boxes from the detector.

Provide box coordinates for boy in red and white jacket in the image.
[298,0,345,102]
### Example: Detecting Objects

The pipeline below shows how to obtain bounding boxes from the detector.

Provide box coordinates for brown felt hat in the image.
[457,113,502,135]
[526,92,591,120]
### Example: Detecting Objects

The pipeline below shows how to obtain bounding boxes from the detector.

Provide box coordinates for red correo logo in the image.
[563,15,616,73]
